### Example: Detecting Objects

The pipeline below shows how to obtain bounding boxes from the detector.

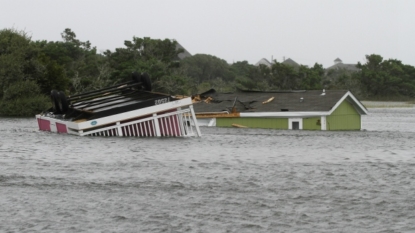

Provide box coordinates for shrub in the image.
[0,80,50,116]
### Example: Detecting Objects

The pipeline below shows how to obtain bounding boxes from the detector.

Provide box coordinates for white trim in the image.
[288,118,303,130]
[328,91,368,115]
[196,118,216,127]
[50,121,57,133]
[360,115,363,130]
[196,111,229,115]
[240,112,329,118]
[321,116,327,130]
[347,91,368,114]
[208,118,216,127]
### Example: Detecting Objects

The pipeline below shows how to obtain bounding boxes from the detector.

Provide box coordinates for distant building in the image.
[326,58,359,72]
[255,58,273,67]
[281,58,300,68]
[254,57,300,68]
[175,41,192,60]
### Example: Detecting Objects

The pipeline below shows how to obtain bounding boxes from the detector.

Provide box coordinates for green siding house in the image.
[193,89,368,131]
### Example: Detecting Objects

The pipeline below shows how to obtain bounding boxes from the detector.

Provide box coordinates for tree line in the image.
[1,28,414,116]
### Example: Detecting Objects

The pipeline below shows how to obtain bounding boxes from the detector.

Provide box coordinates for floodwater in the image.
[1,108,415,233]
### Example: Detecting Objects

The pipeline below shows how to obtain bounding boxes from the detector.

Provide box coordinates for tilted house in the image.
[192,89,368,130]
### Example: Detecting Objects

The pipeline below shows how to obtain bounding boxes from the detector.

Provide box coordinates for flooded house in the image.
[192,89,368,130]
[36,72,202,137]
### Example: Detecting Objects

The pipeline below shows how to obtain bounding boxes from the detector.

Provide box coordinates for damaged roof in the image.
[192,89,367,115]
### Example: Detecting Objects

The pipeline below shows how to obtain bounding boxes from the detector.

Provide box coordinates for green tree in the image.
[105,37,183,93]
[34,28,104,94]
[230,61,252,77]
[0,80,49,116]
[357,54,414,98]
[180,54,235,93]
[400,64,415,97]
[0,28,50,117]
[0,28,42,97]
[297,64,323,90]
[270,62,298,90]
[34,54,69,95]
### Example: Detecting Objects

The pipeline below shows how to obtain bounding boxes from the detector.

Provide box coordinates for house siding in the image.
[217,117,289,129]
[326,100,361,130]
[303,117,321,130]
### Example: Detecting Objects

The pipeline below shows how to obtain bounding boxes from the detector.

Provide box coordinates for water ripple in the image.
[1,111,415,232]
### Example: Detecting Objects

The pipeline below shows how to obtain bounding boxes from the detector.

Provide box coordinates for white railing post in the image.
[116,122,123,136]
[153,113,161,137]
[177,108,185,137]
[189,105,201,137]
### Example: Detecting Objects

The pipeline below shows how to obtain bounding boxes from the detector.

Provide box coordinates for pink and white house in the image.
[36,72,201,137]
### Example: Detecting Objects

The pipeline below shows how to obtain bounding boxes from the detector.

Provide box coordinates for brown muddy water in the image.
[1,108,415,232]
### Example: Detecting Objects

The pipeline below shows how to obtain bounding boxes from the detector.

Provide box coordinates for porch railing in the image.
[80,107,201,137]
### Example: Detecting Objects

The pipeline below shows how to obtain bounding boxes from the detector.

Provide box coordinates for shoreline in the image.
[361,101,415,108]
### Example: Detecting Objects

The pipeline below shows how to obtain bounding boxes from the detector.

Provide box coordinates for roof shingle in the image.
[193,89,351,113]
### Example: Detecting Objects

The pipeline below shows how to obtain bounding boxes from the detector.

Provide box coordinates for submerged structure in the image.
[192,89,368,130]
[36,72,201,137]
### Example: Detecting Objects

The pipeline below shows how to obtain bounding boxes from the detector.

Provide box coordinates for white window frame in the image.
[289,118,303,130]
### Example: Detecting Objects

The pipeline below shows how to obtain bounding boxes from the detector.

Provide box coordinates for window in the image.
[289,118,303,130]
[292,121,300,130]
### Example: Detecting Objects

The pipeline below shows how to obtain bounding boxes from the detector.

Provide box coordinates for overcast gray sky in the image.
[1,0,414,68]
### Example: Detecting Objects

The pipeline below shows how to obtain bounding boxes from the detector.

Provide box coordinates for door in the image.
[289,118,303,130]
[292,121,300,130]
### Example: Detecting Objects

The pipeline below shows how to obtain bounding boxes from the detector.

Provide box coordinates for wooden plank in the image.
[232,123,248,128]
